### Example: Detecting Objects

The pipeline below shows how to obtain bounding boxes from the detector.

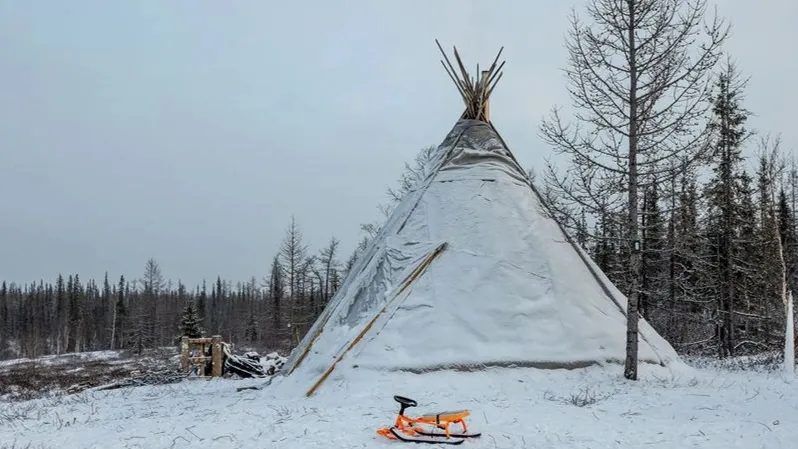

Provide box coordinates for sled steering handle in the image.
[394,395,417,415]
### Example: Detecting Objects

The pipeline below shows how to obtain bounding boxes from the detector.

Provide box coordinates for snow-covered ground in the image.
[0,349,183,402]
[1,359,796,449]
[0,350,122,369]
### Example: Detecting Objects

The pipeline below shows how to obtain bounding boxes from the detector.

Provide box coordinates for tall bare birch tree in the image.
[757,136,794,368]
[540,0,729,379]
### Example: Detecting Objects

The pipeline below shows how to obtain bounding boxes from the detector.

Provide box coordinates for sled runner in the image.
[376,395,481,444]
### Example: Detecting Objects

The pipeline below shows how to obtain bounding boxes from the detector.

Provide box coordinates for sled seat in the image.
[418,410,470,423]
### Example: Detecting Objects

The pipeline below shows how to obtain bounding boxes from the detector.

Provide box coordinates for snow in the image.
[284,119,679,395]
[260,352,286,375]
[2,360,797,448]
[0,350,122,369]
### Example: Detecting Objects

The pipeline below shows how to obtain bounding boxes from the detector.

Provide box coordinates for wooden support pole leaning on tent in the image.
[305,242,448,397]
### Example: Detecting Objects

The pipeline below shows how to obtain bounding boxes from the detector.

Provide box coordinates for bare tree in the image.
[318,237,340,305]
[757,136,792,359]
[279,216,308,342]
[357,145,438,247]
[138,257,163,349]
[387,145,436,205]
[540,0,729,379]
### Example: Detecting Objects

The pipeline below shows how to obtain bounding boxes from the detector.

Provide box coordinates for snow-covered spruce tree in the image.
[110,275,127,350]
[702,58,753,357]
[266,254,286,348]
[179,297,202,338]
[540,0,729,379]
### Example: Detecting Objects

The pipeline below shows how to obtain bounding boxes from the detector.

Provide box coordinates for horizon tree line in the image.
[0,221,350,360]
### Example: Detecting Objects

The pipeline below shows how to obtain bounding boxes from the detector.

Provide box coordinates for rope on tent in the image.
[305,242,448,397]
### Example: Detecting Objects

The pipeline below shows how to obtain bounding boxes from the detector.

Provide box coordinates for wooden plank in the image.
[480,70,490,121]
[212,335,223,377]
[180,336,189,373]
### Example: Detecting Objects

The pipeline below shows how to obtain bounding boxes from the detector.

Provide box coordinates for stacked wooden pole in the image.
[435,39,505,122]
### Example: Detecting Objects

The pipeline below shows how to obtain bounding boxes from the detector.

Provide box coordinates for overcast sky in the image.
[1,1,795,288]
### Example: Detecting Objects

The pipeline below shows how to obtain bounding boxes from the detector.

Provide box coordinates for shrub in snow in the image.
[683,352,785,373]
[542,386,615,407]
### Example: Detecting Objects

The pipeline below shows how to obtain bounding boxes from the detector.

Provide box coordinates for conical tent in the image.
[282,42,681,396]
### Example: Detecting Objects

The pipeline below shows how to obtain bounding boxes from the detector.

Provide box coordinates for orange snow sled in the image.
[376,395,481,445]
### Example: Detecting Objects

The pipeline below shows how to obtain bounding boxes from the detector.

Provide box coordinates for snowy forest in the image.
[0,224,348,360]
[1,1,796,370]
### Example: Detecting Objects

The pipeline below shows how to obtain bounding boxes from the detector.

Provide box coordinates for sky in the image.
[1,0,796,288]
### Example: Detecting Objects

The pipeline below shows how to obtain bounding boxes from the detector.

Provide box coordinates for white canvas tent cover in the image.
[282,118,681,393]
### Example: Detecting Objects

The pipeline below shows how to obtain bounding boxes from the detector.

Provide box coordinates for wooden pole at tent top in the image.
[435,39,504,122]
[481,70,490,122]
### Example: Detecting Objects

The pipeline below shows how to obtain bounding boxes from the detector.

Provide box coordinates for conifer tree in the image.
[735,171,760,344]
[197,280,207,331]
[244,311,258,344]
[111,275,127,349]
[101,272,112,347]
[755,137,789,348]
[267,255,285,346]
[667,169,706,346]
[703,59,752,357]
[0,281,7,351]
[67,274,83,352]
[641,182,667,322]
[179,298,202,338]
[779,189,797,293]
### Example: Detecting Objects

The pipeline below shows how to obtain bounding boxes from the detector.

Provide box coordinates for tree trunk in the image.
[110,303,117,350]
[786,290,794,376]
[624,0,640,381]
